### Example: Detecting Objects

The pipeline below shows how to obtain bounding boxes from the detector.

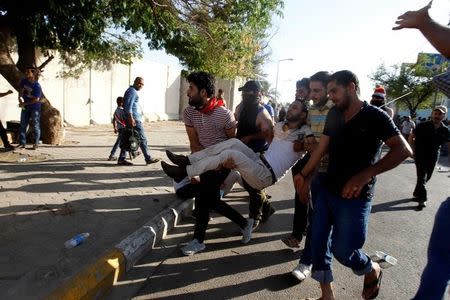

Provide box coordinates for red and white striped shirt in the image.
[183,106,236,148]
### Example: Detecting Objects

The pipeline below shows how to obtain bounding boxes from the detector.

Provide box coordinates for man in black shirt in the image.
[408,105,450,209]
[294,70,411,300]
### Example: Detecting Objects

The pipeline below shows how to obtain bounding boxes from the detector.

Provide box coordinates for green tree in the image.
[0,0,283,143]
[370,61,443,118]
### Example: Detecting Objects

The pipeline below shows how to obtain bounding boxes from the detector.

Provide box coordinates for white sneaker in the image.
[241,218,254,244]
[291,263,312,281]
[181,239,205,256]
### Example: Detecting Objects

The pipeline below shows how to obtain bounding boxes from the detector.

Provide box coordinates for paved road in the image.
[110,156,449,299]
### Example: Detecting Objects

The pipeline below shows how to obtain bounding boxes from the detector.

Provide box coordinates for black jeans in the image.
[0,121,10,147]
[242,180,273,221]
[414,155,438,201]
[290,153,311,240]
[193,169,247,243]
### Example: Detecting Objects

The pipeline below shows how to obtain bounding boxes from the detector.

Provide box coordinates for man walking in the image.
[177,71,252,255]
[401,115,415,140]
[118,77,159,165]
[408,105,449,209]
[290,72,333,282]
[295,70,411,300]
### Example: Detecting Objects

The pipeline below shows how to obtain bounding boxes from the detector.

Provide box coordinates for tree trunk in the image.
[0,28,63,145]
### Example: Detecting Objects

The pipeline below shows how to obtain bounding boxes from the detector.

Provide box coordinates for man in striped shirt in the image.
[177,71,253,256]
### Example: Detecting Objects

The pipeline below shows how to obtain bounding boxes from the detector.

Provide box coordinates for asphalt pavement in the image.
[111,155,449,299]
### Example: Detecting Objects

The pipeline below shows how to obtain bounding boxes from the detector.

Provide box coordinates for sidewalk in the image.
[0,121,192,299]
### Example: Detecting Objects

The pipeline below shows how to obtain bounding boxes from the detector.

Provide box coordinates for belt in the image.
[260,154,276,185]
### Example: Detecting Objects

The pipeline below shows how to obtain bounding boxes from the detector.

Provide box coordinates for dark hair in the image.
[310,71,331,87]
[116,96,124,104]
[296,78,310,91]
[187,71,215,98]
[329,70,360,94]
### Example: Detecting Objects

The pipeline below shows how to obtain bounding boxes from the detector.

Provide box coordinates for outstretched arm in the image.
[393,1,450,58]
[0,90,13,98]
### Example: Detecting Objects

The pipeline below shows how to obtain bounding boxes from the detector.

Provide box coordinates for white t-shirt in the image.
[401,120,415,135]
[264,122,313,181]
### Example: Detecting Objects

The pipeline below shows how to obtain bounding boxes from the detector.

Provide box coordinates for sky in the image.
[145,0,450,103]
[263,0,450,103]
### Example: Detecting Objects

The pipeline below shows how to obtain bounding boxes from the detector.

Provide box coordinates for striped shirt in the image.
[307,100,334,173]
[183,106,236,148]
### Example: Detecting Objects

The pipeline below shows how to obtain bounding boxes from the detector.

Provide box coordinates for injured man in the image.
[162,100,316,191]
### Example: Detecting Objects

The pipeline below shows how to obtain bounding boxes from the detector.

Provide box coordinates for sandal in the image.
[363,269,383,299]
[281,235,301,248]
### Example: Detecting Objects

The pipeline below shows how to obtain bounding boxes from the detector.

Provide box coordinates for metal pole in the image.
[274,58,294,103]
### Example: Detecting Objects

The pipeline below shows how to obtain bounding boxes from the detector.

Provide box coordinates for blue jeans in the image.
[110,129,123,157]
[119,121,152,161]
[413,198,450,299]
[19,107,41,145]
[299,173,332,267]
[311,187,373,283]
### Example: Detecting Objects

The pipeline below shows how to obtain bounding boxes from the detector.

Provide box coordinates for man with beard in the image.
[234,80,276,229]
[174,71,253,255]
[295,70,411,300]
[408,105,449,209]
[370,85,394,118]
[290,72,333,282]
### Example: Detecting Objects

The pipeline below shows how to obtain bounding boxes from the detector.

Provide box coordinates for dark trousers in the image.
[414,155,438,201]
[193,169,247,243]
[290,153,311,239]
[0,121,10,147]
[242,180,272,221]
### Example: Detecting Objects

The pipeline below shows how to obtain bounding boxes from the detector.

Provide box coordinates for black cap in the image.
[238,80,262,92]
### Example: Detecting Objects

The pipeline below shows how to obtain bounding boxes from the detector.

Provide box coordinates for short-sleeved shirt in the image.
[414,121,450,159]
[308,100,334,172]
[183,106,236,148]
[20,78,42,110]
[113,107,126,130]
[323,102,400,199]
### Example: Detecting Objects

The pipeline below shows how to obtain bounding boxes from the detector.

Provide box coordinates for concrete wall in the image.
[0,58,182,127]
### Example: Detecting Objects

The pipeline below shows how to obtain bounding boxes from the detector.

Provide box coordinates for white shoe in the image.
[181,239,205,256]
[241,218,254,244]
[291,263,312,281]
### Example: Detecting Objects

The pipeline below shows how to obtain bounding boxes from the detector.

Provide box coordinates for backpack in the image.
[120,127,141,152]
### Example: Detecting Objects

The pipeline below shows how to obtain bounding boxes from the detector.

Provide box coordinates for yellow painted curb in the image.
[45,248,126,300]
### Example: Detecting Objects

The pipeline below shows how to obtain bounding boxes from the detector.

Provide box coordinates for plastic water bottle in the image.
[64,233,90,249]
[374,251,397,269]
[17,156,27,163]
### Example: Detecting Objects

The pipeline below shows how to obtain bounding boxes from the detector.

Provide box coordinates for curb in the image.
[45,198,194,299]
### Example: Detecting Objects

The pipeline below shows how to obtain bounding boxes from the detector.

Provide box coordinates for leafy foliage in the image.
[0,0,283,78]
[370,61,446,117]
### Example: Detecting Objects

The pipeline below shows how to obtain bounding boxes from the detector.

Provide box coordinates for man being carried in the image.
[162,100,315,192]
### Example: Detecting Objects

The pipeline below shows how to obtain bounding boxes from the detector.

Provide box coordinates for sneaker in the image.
[117,160,133,166]
[181,239,205,256]
[107,156,117,161]
[417,201,427,210]
[146,158,160,165]
[18,144,26,149]
[4,145,14,152]
[291,263,312,281]
[241,218,254,244]
[32,144,38,150]
[132,151,141,158]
